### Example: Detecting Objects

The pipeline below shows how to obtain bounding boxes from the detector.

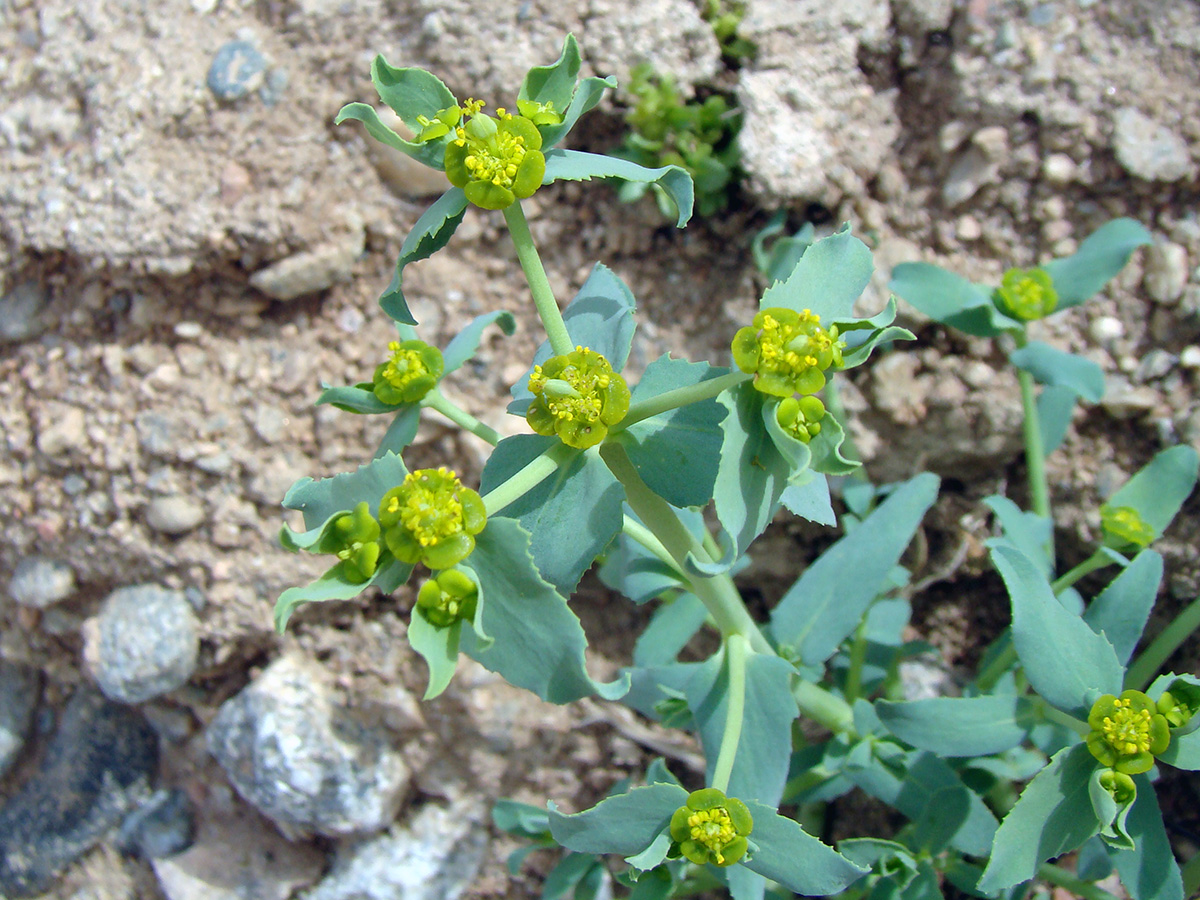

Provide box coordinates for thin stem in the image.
[480,442,576,516]
[616,371,750,430]
[1015,334,1053,561]
[621,514,685,577]
[503,202,572,357]
[422,388,500,446]
[711,634,748,794]
[598,442,772,655]
[1039,701,1088,736]
[1036,863,1122,900]
[843,617,869,705]
[1125,592,1200,691]
[1051,549,1115,594]
[792,678,856,737]
[974,637,1017,693]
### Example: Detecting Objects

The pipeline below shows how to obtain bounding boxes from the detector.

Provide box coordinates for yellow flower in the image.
[378,468,486,569]
[731,307,844,397]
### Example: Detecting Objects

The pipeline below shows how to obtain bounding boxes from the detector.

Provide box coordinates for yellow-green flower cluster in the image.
[442,99,550,210]
[995,267,1057,321]
[669,788,753,867]
[416,569,479,627]
[775,395,826,445]
[379,468,487,570]
[526,346,631,449]
[1085,690,1170,775]
[1099,504,1155,552]
[372,340,444,405]
[320,502,381,584]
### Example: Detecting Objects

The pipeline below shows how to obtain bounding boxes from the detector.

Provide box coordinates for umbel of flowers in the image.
[526,346,631,449]
[379,468,487,570]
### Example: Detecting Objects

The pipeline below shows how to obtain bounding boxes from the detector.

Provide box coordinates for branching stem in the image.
[616,371,750,430]
[422,388,501,446]
[480,442,577,516]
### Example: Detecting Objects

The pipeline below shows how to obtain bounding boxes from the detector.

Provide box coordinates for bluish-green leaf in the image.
[543,150,693,227]
[407,611,461,699]
[370,56,456,146]
[1010,341,1105,402]
[992,544,1123,717]
[509,263,638,414]
[282,451,409,530]
[378,187,468,325]
[443,310,517,374]
[780,473,836,525]
[1158,717,1200,770]
[519,34,582,114]
[620,356,728,508]
[316,383,395,415]
[876,696,1036,757]
[479,435,622,594]
[598,532,686,605]
[984,494,1052,577]
[1043,218,1153,310]
[978,743,1100,894]
[888,262,1021,337]
[462,517,628,702]
[335,101,446,171]
[760,226,873,323]
[770,473,940,664]
[838,299,915,370]
[547,783,687,857]
[633,594,708,666]
[741,799,870,896]
[274,555,410,632]
[1111,774,1183,900]
[1088,765,1135,851]
[686,649,798,806]
[374,405,421,458]
[1083,550,1163,664]
[1106,445,1199,539]
[1037,383,1078,455]
[537,76,617,150]
[543,853,606,900]
[493,798,552,837]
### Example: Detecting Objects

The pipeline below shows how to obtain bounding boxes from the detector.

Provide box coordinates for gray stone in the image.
[8,556,76,608]
[0,662,40,779]
[84,584,200,704]
[1143,242,1189,304]
[1112,107,1193,182]
[118,790,195,860]
[207,655,410,837]
[207,41,267,102]
[145,495,206,535]
[0,282,50,344]
[0,690,157,898]
[249,222,364,301]
[1134,349,1176,383]
[35,405,87,456]
[899,659,960,701]
[301,802,488,900]
[892,0,952,33]
[1101,378,1159,419]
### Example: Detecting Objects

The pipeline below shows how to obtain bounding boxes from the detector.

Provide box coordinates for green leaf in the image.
[443,310,517,374]
[378,188,469,325]
[598,533,686,605]
[760,226,873,323]
[1043,218,1152,310]
[838,298,915,369]
[462,517,629,702]
[1112,774,1183,900]
[274,555,410,632]
[493,798,552,837]
[370,56,456,150]
[519,34,582,113]
[780,473,836,525]
[1037,383,1078,455]
[407,611,461,699]
[844,746,998,857]
[334,101,446,171]
[686,649,799,806]
[547,783,687,857]
[875,696,1037,757]
[741,799,870,895]
[992,544,1123,717]
[633,594,708,666]
[1106,445,1199,540]
[537,76,617,150]
[1083,550,1163,665]
[315,383,395,415]
[1158,718,1200,770]
[977,743,1100,894]
[543,150,694,227]
[620,356,728,508]
[374,405,421,458]
[888,262,1021,337]
[1009,341,1104,402]
[1088,766,1135,851]
[543,853,605,900]
[282,451,410,530]
[770,473,939,664]
[984,494,1052,577]
[479,435,623,595]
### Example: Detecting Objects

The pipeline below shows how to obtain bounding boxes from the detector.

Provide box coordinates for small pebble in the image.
[174,322,203,339]
[258,68,289,106]
[118,789,196,860]
[1042,153,1076,185]
[1089,316,1124,344]
[1134,349,1176,383]
[0,282,50,344]
[146,495,206,535]
[207,41,267,102]
[83,584,200,704]
[8,556,76,608]
[1143,242,1189,304]
[1179,346,1200,368]
[1112,107,1192,182]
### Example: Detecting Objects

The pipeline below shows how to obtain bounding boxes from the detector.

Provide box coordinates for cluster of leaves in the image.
[267,34,1200,900]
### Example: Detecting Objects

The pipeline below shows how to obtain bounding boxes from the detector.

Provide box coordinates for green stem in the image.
[503,201,572,357]
[615,371,750,430]
[1036,862,1121,900]
[422,388,501,446]
[1039,701,1088,736]
[1015,335,1053,561]
[621,514,685,577]
[1125,592,1200,691]
[1181,849,1200,898]
[974,634,1017,692]
[711,634,748,793]
[1051,549,1115,593]
[792,678,856,737]
[480,442,576,516]
[843,617,869,705]
[598,442,771,655]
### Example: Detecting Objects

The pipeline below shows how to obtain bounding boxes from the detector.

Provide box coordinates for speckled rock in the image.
[7,556,76,608]
[0,662,40,779]
[145,495,206,535]
[0,690,157,898]
[1112,107,1193,183]
[248,221,365,301]
[1143,242,1189,304]
[206,655,411,837]
[0,282,51,344]
[83,584,200,704]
